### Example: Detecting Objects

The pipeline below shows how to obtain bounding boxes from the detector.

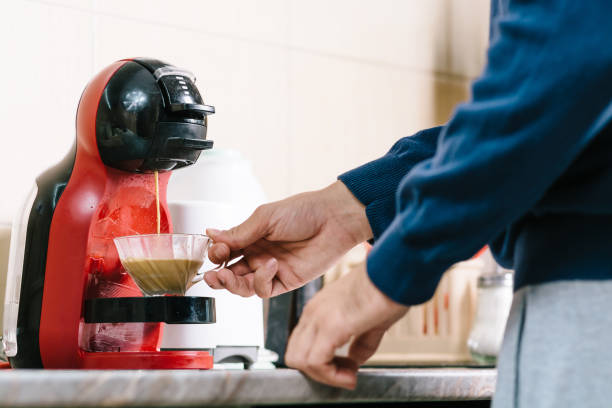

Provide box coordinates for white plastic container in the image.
[168,149,266,204]
[162,149,269,366]
[0,223,11,336]
[161,201,265,356]
[3,186,37,358]
[467,272,513,363]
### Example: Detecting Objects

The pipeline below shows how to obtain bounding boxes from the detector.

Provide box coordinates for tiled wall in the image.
[0,0,489,223]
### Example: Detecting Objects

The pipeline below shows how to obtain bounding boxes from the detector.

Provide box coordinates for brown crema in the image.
[121,258,203,296]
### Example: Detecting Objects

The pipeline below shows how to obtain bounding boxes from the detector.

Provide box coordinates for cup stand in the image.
[81,296,216,369]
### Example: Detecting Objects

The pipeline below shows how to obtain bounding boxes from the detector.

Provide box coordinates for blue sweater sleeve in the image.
[368,0,612,305]
[338,127,441,240]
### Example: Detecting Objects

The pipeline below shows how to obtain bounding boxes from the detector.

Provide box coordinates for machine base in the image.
[81,350,214,369]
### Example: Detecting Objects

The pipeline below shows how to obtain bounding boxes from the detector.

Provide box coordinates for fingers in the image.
[347,328,386,365]
[287,324,358,390]
[284,318,311,371]
[203,258,252,289]
[329,357,360,387]
[286,301,357,390]
[204,257,279,298]
[253,258,278,298]
[208,242,228,264]
[305,311,356,389]
[295,325,386,388]
[208,242,244,264]
[284,264,404,390]
[203,270,223,289]
[299,359,358,390]
[215,268,255,297]
[207,205,270,250]
[306,329,357,390]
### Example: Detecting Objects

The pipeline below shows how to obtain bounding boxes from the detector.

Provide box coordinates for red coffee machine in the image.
[3,58,217,369]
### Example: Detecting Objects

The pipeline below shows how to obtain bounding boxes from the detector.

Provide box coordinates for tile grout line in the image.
[24,0,475,85]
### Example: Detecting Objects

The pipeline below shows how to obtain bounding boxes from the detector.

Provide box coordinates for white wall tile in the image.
[0,1,93,223]
[0,0,485,223]
[94,0,289,46]
[447,0,491,78]
[289,0,489,79]
[93,0,489,78]
[287,51,470,195]
[94,15,291,201]
[29,0,93,11]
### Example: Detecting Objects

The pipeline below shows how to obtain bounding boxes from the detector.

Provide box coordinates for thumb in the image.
[207,205,270,250]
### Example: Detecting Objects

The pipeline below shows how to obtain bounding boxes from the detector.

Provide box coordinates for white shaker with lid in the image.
[467,250,514,364]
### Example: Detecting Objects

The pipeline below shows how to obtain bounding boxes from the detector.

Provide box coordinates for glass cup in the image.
[113,233,226,296]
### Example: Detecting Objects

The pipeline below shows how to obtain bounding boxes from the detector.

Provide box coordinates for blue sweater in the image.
[339,0,612,306]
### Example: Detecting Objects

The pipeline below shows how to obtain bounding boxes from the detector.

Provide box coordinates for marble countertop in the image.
[0,367,496,407]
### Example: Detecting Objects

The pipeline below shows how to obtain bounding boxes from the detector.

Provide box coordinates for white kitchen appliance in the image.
[0,223,10,340]
[162,149,268,367]
[467,249,513,364]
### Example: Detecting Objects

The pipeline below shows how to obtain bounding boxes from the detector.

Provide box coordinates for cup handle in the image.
[192,236,228,283]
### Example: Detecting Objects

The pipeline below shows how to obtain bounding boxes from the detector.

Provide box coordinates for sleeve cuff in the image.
[339,127,441,241]
[366,217,449,306]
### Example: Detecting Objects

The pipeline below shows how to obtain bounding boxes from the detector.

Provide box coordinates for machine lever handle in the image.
[169,103,215,115]
[166,137,213,150]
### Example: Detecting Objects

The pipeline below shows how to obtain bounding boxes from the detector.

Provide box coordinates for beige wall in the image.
[0,0,489,223]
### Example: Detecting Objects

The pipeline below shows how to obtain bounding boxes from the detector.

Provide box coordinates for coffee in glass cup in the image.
[114,233,225,296]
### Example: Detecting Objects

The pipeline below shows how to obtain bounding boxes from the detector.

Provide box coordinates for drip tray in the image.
[84,296,215,324]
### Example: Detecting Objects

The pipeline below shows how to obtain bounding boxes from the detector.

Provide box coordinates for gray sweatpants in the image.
[492,280,612,408]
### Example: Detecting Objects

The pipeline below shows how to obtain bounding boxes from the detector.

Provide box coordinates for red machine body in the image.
[32,59,215,369]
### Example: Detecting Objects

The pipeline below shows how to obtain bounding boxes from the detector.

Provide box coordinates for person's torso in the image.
[488,0,612,288]
[490,105,612,289]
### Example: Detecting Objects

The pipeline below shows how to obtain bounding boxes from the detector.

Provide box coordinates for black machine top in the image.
[96,58,215,173]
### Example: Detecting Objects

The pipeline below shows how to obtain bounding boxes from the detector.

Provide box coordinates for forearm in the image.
[320,180,373,246]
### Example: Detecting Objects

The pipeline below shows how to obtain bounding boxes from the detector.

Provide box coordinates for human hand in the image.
[285,264,408,389]
[204,181,372,297]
